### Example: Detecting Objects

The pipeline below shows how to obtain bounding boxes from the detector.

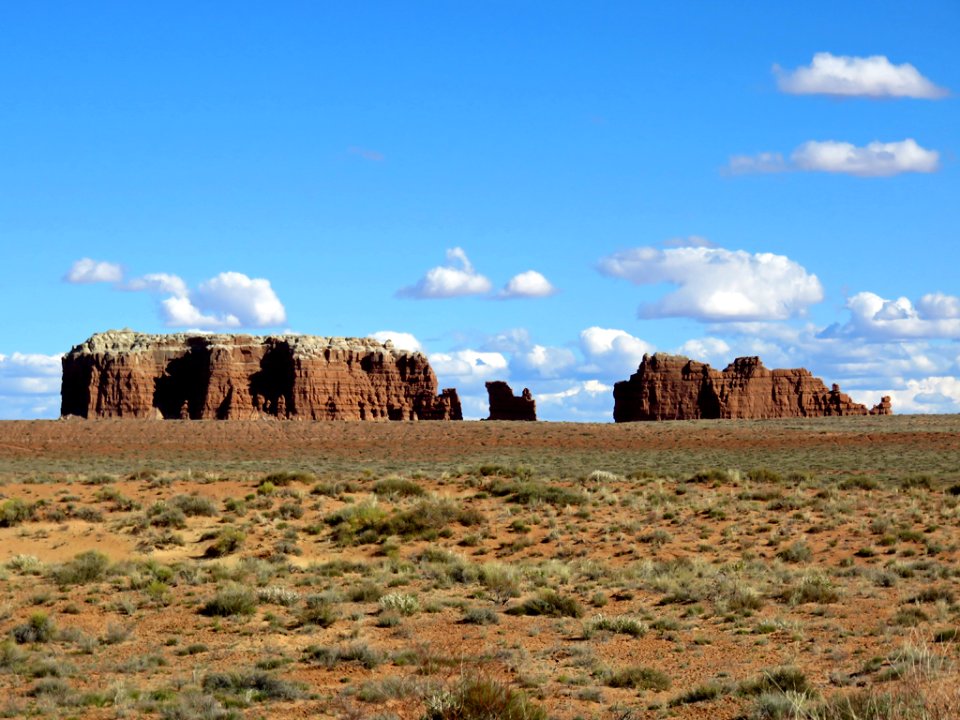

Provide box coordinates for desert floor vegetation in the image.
[0,415,958,718]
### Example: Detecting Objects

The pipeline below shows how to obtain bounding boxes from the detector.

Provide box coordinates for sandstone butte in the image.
[613,353,893,422]
[485,380,537,421]
[60,330,462,421]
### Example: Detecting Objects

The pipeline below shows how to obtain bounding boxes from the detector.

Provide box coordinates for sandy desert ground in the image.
[0,416,959,719]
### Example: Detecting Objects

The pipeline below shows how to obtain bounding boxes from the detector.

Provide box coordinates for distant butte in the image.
[613,353,892,422]
[61,330,462,421]
[485,381,537,421]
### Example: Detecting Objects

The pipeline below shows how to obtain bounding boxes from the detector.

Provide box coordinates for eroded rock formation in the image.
[485,381,536,421]
[61,330,462,420]
[613,353,891,422]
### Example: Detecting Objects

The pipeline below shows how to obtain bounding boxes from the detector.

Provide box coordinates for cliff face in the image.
[485,381,536,421]
[61,330,462,421]
[613,353,891,422]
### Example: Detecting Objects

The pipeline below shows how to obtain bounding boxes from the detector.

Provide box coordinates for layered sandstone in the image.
[613,354,891,422]
[485,381,536,421]
[61,330,462,421]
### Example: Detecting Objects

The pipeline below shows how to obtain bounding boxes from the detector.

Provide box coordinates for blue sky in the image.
[1,1,958,419]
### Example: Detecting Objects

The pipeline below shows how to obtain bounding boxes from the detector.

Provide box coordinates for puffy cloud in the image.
[851,377,960,414]
[429,350,508,386]
[512,344,577,378]
[398,248,492,299]
[64,258,123,284]
[160,296,240,329]
[792,139,938,177]
[369,331,423,353]
[499,270,556,299]
[598,246,823,321]
[916,292,960,320]
[775,52,947,99]
[124,273,189,297]
[537,380,614,421]
[821,291,960,341]
[677,337,731,363]
[730,139,939,177]
[193,272,287,327]
[579,327,654,375]
[0,352,62,395]
[0,352,63,419]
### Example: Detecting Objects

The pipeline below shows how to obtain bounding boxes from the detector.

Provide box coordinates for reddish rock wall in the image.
[613,353,891,422]
[61,330,462,421]
[485,381,536,421]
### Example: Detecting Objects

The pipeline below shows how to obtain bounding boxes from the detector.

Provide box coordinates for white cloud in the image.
[730,139,939,177]
[499,270,556,299]
[792,139,938,177]
[579,327,654,375]
[775,52,947,99]
[369,331,423,353]
[916,292,960,320]
[0,352,62,395]
[0,352,63,419]
[677,337,731,363]
[125,273,189,297]
[194,272,287,327]
[64,258,123,284]
[398,247,492,299]
[512,344,577,378]
[429,350,508,387]
[599,246,823,321]
[821,291,960,341]
[727,152,787,175]
[161,296,240,329]
[852,377,960,415]
[536,379,614,421]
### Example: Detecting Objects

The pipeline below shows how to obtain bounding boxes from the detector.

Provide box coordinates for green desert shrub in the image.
[201,670,304,701]
[146,502,187,529]
[299,594,340,627]
[204,527,246,558]
[303,642,382,669]
[200,585,258,617]
[12,612,56,644]
[605,666,671,691]
[170,494,218,517]
[507,590,583,619]
[51,550,110,586]
[373,477,426,498]
[423,676,547,720]
[0,498,33,527]
[487,479,586,507]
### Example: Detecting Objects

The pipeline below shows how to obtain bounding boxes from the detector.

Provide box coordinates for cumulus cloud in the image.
[192,272,287,327]
[499,270,556,299]
[369,331,423,353]
[124,273,189,297]
[598,246,823,321]
[429,350,508,386]
[775,52,948,99]
[512,344,577,378]
[730,139,939,177]
[792,139,938,177]
[64,258,123,284]
[820,291,960,341]
[851,377,960,414]
[579,327,654,375]
[677,337,731,364]
[0,352,63,419]
[398,248,492,299]
[536,380,614,421]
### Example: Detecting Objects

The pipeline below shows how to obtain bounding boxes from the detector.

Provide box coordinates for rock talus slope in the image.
[61,330,462,420]
[485,381,537,421]
[613,353,891,421]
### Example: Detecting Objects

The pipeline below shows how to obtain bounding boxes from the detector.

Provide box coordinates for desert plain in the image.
[0,415,959,719]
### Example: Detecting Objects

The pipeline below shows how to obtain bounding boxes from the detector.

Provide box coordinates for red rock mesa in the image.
[61,330,462,420]
[613,353,891,422]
